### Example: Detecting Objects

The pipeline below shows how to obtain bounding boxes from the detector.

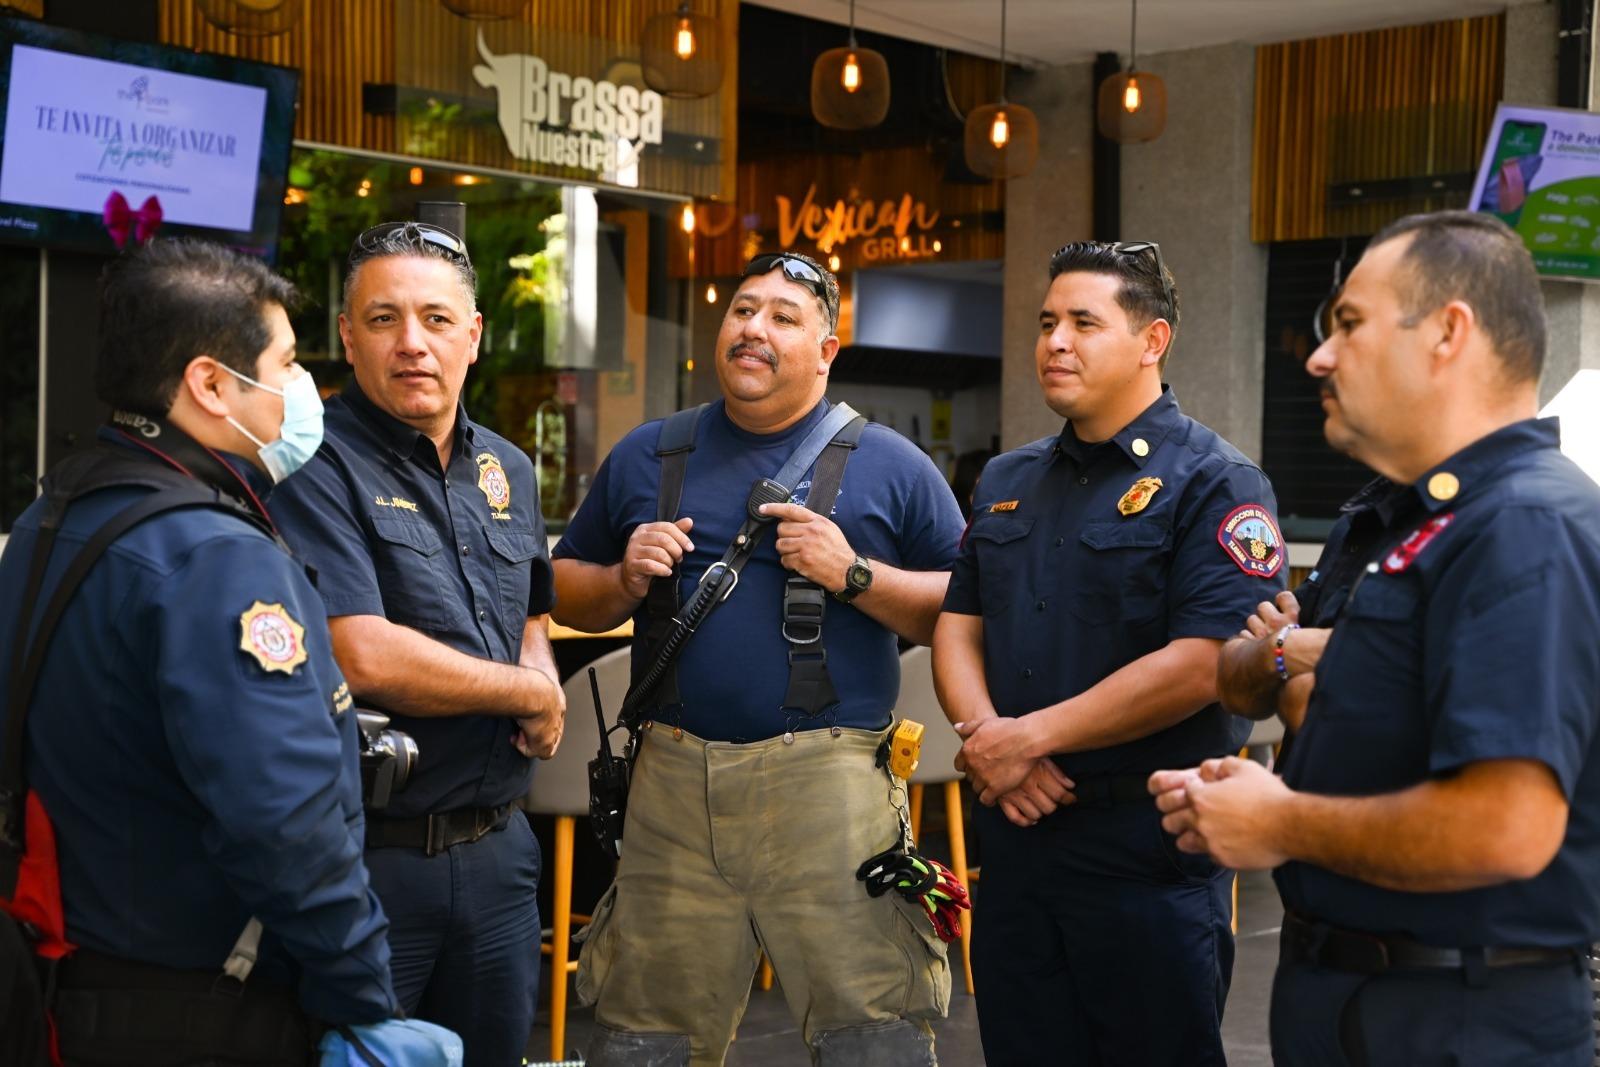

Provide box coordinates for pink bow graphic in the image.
[103,192,163,249]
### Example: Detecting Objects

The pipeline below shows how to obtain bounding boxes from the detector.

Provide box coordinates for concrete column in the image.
[999,62,1095,449]
[1121,42,1266,459]
[1504,1,1600,405]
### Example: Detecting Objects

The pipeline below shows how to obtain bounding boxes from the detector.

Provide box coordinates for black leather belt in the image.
[365,803,514,857]
[1282,911,1580,977]
[1071,773,1154,808]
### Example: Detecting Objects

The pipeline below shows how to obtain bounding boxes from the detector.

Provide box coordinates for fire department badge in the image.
[1218,504,1284,578]
[238,601,308,674]
[476,452,511,515]
[1117,477,1164,516]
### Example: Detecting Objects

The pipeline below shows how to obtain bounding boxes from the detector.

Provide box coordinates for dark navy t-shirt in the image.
[555,398,965,743]
[1277,418,1600,948]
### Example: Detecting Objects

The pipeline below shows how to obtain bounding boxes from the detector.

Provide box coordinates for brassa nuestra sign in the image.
[775,184,942,262]
[471,32,664,178]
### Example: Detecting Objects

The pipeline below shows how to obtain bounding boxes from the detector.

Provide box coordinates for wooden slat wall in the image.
[1252,14,1503,242]
[159,0,739,198]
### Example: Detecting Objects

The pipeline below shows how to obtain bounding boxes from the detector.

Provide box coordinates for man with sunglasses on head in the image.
[270,221,565,1067]
[552,251,966,1066]
[932,241,1284,1066]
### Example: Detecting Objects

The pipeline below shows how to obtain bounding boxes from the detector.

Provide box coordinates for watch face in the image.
[848,560,873,590]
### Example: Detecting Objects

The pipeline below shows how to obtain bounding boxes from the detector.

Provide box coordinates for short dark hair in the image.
[1047,241,1181,368]
[96,239,298,416]
[1369,210,1546,383]
[343,221,478,316]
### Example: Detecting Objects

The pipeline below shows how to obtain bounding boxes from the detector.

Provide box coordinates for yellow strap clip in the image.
[888,719,924,780]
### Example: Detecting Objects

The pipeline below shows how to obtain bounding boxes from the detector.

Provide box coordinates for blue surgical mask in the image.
[222,365,325,483]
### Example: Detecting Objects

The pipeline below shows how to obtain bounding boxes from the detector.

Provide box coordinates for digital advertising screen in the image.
[1470,102,1600,283]
[0,17,299,260]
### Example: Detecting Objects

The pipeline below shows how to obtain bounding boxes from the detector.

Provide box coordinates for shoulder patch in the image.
[1382,513,1454,573]
[239,601,309,674]
[1218,504,1284,578]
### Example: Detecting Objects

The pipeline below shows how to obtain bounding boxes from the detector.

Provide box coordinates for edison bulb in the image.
[680,203,696,234]
[1123,76,1142,113]
[674,18,696,61]
[990,109,1011,149]
[828,254,841,272]
[705,284,717,303]
[842,52,861,93]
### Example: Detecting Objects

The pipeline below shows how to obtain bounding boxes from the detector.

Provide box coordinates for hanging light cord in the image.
[1128,0,1138,72]
[848,0,857,47]
[998,0,1008,102]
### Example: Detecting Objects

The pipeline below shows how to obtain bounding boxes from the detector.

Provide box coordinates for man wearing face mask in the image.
[269,222,563,1066]
[0,239,466,1064]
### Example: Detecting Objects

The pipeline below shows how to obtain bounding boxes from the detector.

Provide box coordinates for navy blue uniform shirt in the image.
[555,398,965,743]
[271,381,554,818]
[944,388,1286,777]
[1294,477,1406,628]
[0,427,396,1023]
[1277,418,1600,949]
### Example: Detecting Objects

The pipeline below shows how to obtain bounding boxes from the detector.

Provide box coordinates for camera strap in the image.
[622,402,866,744]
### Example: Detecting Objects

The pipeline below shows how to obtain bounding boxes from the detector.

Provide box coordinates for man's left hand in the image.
[954,716,1040,804]
[761,502,855,592]
[1149,757,1293,870]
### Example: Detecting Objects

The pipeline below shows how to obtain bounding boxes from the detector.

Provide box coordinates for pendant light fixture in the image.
[963,0,1038,181]
[1097,0,1167,144]
[195,0,302,36]
[811,0,890,131]
[642,1,725,100]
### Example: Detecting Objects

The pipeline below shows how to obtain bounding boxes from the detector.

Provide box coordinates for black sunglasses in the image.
[1051,240,1175,323]
[742,253,836,312]
[348,221,471,268]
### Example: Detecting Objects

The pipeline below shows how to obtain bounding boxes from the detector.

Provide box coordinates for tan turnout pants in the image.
[576,723,950,1066]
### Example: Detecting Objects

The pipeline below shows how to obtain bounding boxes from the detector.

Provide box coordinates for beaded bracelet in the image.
[1273,623,1301,682]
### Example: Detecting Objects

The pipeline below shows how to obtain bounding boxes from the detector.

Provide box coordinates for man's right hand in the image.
[997,758,1076,828]
[620,517,695,600]
[511,669,566,758]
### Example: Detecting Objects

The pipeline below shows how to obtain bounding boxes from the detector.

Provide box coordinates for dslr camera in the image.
[356,710,418,811]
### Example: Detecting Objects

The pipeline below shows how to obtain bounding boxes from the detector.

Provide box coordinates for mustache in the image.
[727,342,777,369]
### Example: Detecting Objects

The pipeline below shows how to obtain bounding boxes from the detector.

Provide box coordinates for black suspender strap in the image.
[640,404,709,704]
[779,414,867,721]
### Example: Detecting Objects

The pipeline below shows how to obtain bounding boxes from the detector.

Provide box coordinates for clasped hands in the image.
[1147,756,1293,870]
[953,715,1076,827]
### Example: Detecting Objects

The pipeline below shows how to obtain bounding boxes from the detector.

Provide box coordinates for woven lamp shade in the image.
[642,8,724,99]
[1097,70,1167,143]
[811,46,890,130]
[964,102,1039,181]
[440,0,527,17]
[196,0,301,36]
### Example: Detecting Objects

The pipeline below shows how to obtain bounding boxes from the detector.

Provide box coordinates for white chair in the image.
[523,646,631,1062]
[898,645,975,995]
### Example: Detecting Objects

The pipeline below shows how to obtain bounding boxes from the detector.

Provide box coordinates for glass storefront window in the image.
[277,146,691,531]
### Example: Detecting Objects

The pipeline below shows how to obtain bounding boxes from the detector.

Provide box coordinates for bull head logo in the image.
[473,31,524,159]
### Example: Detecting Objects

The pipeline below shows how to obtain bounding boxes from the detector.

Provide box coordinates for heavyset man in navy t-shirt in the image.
[553,251,966,1066]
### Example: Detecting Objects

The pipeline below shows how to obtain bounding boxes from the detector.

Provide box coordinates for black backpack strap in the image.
[1,472,268,897]
[637,405,709,704]
[779,415,869,723]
